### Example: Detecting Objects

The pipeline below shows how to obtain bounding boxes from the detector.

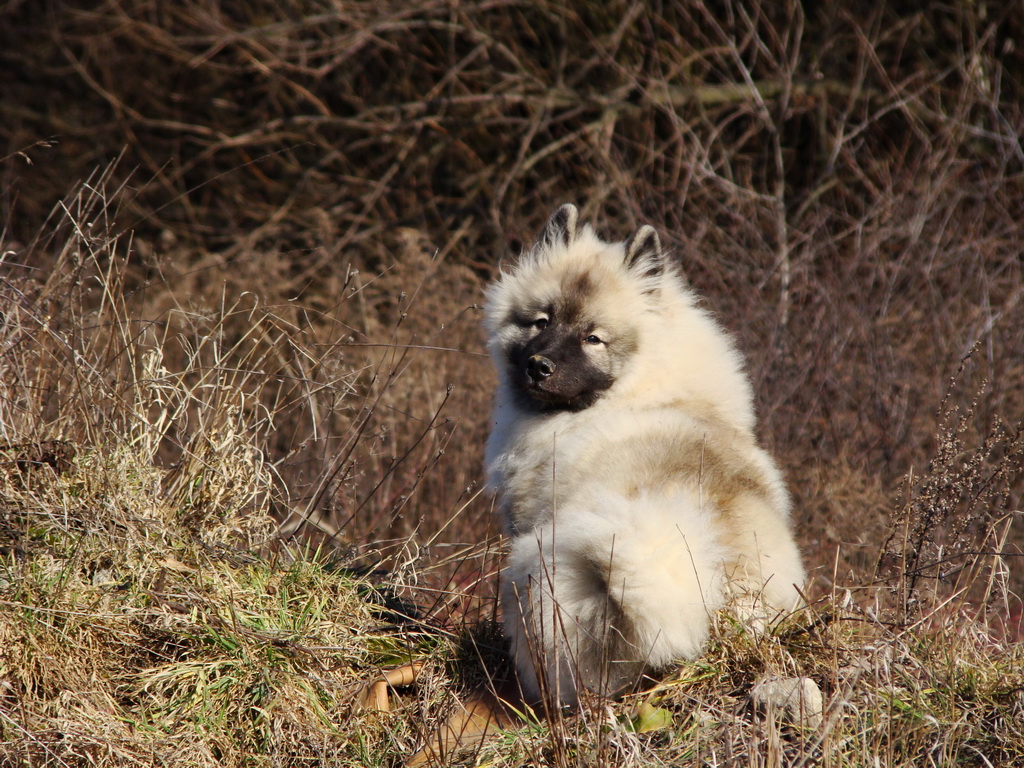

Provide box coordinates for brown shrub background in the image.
[3,1,1023,615]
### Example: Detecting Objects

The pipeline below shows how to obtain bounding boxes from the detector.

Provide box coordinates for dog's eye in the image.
[582,334,603,345]
[531,317,549,330]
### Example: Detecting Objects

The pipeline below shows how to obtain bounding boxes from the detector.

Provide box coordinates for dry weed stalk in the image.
[878,368,1024,629]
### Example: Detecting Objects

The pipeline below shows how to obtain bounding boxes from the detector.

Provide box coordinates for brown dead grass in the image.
[4,2,1022,599]
[1,1,1023,765]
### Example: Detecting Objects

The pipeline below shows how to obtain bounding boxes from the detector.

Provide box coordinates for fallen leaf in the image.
[630,700,673,733]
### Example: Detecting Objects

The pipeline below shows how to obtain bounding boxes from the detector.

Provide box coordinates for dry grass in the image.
[2,1,1023,765]
[0,179,490,766]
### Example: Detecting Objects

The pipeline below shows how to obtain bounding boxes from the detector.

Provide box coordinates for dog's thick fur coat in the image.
[484,205,805,706]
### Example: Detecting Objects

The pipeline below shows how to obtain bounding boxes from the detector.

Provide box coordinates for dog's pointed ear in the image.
[540,204,580,250]
[624,225,663,283]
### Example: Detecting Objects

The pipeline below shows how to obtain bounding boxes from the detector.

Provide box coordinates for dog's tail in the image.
[504,486,728,705]
[569,486,728,668]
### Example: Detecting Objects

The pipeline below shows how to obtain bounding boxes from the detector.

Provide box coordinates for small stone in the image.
[91,568,116,586]
[750,676,824,728]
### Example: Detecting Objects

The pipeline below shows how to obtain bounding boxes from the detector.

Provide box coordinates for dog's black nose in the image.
[527,355,555,382]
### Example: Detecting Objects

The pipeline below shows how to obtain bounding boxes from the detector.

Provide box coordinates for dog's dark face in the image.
[487,204,663,413]
[505,286,619,412]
